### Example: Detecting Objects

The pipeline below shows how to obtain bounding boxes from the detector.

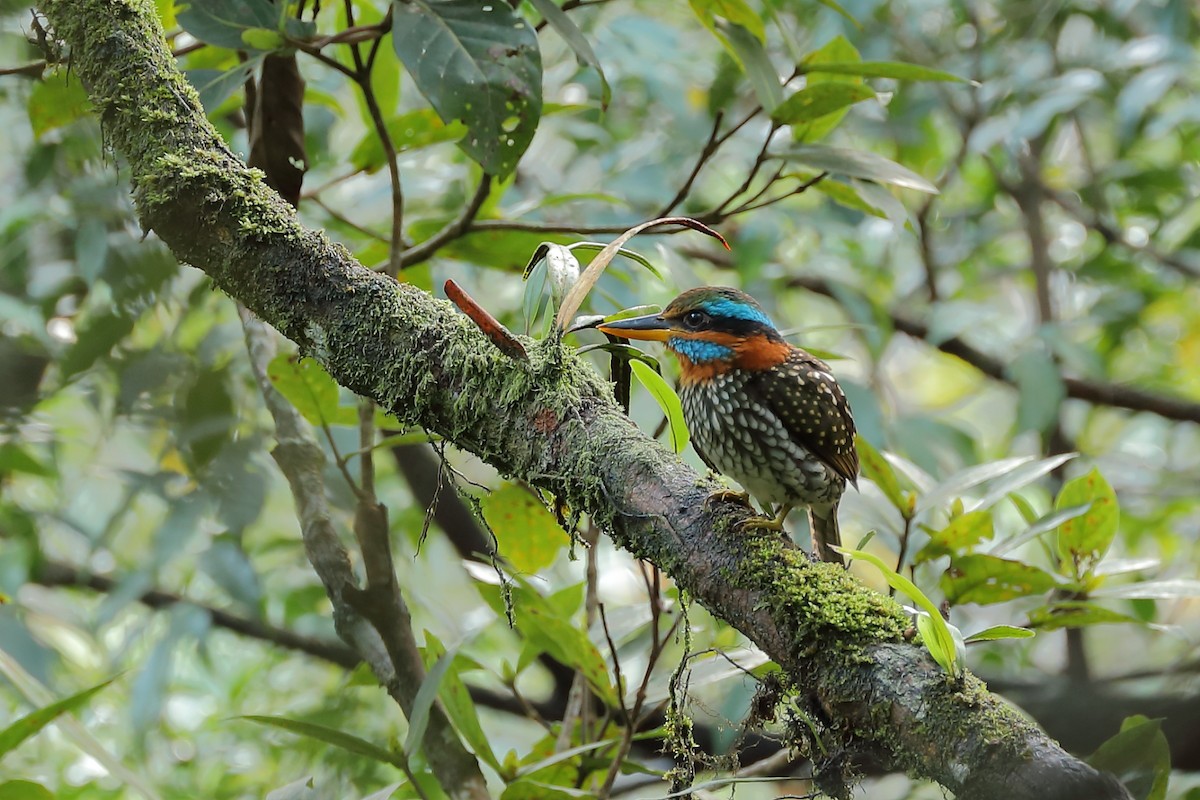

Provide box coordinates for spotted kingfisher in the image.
[598,286,858,565]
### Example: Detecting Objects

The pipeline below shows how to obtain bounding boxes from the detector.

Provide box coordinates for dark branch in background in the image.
[778,273,1200,424]
[31,559,359,668]
[38,3,1131,798]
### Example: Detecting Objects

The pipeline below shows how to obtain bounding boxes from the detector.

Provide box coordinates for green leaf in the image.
[688,0,766,42]
[514,736,624,779]
[266,354,357,427]
[772,82,876,125]
[915,611,963,677]
[963,625,1035,644]
[855,435,906,513]
[391,0,543,178]
[0,444,53,478]
[505,582,617,706]
[989,503,1091,557]
[178,0,315,50]
[239,715,405,768]
[629,360,689,454]
[916,510,994,562]
[404,645,459,758]
[813,178,888,218]
[0,781,54,800]
[1088,715,1170,800]
[712,20,784,113]
[527,0,610,107]
[60,311,135,381]
[801,61,965,82]
[566,243,663,279]
[28,71,91,138]
[422,633,501,772]
[940,554,1057,605]
[1055,467,1119,579]
[837,547,961,677]
[774,144,938,193]
[789,36,864,142]
[185,58,263,114]
[1026,601,1146,631]
[480,483,565,574]
[0,677,117,759]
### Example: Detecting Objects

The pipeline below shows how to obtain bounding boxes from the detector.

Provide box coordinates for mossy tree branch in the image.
[38,2,1130,798]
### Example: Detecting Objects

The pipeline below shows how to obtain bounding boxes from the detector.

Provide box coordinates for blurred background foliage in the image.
[1,0,1199,797]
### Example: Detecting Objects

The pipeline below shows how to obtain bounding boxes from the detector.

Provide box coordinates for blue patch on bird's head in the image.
[668,337,734,363]
[699,297,776,329]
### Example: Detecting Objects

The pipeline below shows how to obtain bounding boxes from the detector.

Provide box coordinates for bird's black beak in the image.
[595,313,673,342]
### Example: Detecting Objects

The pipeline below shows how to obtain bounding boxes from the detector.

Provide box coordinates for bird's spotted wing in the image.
[753,349,859,484]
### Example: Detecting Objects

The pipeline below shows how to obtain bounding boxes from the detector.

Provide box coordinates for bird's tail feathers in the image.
[808,504,844,567]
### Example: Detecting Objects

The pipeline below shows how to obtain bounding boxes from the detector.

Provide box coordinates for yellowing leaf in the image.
[1055,467,1119,579]
[481,483,565,574]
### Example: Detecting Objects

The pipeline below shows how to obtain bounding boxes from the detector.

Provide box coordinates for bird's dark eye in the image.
[683,310,708,329]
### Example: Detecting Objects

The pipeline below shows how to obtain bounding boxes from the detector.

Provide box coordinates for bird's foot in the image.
[734,512,788,533]
[704,488,753,510]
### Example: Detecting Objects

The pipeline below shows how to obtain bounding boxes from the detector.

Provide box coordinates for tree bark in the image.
[37,2,1131,798]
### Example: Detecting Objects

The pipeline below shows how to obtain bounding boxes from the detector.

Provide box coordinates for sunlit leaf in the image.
[0,781,54,800]
[28,72,90,138]
[801,61,965,82]
[772,82,876,125]
[0,678,117,758]
[916,510,994,562]
[963,625,1035,644]
[789,35,864,142]
[1055,468,1119,579]
[266,354,358,427]
[481,483,565,574]
[629,360,689,454]
[350,109,468,172]
[838,547,961,677]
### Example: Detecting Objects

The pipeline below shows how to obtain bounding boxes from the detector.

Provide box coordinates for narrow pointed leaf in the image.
[964,625,1035,644]
[0,678,117,758]
[527,0,610,107]
[239,715,405,767]
[629,360,689,454]
[404,646,460,757]
[837,547,960,677]
[775,144,938,193]
[801,61,965,82]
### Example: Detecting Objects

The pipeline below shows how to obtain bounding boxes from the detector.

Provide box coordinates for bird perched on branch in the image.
[598,286,858,565]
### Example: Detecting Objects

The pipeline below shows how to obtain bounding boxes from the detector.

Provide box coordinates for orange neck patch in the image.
[733,334,791,371]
